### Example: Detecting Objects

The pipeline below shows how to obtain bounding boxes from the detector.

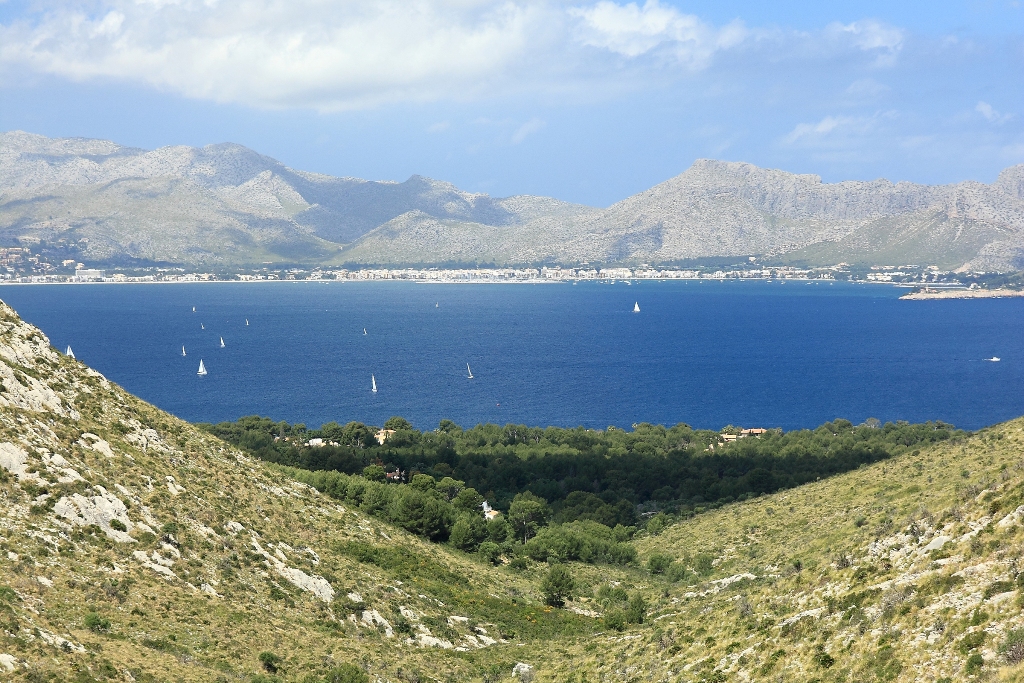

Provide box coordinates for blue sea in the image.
[0,280,1020,432]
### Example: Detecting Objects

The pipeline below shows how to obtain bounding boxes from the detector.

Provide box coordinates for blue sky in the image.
[0,0,1022,207]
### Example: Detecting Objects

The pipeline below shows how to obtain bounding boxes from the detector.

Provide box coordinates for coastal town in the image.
[0,248,984,289]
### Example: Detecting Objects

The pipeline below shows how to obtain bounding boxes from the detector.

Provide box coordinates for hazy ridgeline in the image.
[201,416,964,563]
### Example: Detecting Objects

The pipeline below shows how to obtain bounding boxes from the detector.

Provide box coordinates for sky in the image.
[0,0,1022,207]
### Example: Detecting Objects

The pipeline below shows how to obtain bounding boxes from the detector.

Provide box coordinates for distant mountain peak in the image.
[1,131,1022,270]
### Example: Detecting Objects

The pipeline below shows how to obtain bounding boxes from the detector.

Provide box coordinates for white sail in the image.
[363,328,367,335]
[371,374,377,393]
[197,359,207,376]
[192,306,195,312]
[633,302,640,312]
[182,345,186,357]
[245,319,249,326]
[467,363,474,379]
[220,337,225,348]
[201,323,205,330]
[66,346,75,359]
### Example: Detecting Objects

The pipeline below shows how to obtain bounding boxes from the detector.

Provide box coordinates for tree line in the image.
[199,416,964,564]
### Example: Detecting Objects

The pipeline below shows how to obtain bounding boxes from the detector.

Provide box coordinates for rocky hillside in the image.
[0,300,597,681]
[342,160,1024,271]
[0,131,593,267]
[4,131,1024,270]
[3,301,1024,680]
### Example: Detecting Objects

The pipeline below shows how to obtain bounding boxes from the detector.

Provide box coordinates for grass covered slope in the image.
[564,422,1024,682]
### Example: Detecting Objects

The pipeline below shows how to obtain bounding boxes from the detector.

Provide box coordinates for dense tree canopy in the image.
[200,416,964,524]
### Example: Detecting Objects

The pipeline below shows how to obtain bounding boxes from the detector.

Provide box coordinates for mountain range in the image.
[2,130,1024,271]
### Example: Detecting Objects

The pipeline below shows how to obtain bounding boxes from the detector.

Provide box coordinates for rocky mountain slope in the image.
[1,300,1024,680]
[4,131,1024,270]
[0,131,593,267]
[343,160,1024,271]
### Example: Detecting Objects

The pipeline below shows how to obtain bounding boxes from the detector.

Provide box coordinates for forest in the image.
[199,416,965,565]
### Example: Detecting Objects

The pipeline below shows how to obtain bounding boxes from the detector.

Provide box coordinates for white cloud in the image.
[784,116,849,144]
[0,0,559,110]
[569,0,746,67]
[782,113,890,146]
[834,20,903,52]
[845,78,889,100]
[0,1,912,110]
[511,117,545,144]
[826,20,903,65]
[976,101,1012,124]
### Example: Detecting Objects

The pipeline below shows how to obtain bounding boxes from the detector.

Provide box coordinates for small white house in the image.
[481,501,501,521]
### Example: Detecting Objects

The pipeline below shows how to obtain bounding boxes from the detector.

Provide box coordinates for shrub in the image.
[646,512,668,536]
[84,612,110,632]
[259,652,282,673]
[965,653,983,674]
[625,594,647,625]
[958,631,986,655]
[362,465,385,483]
[109,519,127,532]
[667,563,693,583]
[508,492,550,543]
[540,565,575,607]
[1000,629,1024,664]
[523,520,637,565]
[983,580,1014,599]
[870,645,902,681]
[387,488,452,541]
[478,541,502,565]
[449,515,486,552]
[508,556,529,570]
[323,664,368,683]
[813,646,835,669]
[409,473,436,492]
[647,553,673,575]
[596,584,628,605]
[332,594,366,616]
[393,615,413,636]
[692,554,715,576]
[604,609,626,631]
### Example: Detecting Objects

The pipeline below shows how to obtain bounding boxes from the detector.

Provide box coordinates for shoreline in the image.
[899,288,1024,300]
[0,276,878,286]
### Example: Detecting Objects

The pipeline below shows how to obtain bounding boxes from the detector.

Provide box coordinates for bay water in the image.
[1,280,1021,432]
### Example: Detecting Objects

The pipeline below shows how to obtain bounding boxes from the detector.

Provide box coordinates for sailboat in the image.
[220,337,225,348]
[467,363,474,379]
[66,346,75,359]
[197,360,207,376]
[436,302,439,308]
[363,328,367,335]
[181,345,186,357]
[245,319,249,326]
[201,323,205,330]
[192,306,195,312]
[371,374,377,393]
[633,302,640,312]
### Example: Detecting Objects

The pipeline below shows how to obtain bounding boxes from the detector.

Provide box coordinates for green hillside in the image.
[1,300,1024,682]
